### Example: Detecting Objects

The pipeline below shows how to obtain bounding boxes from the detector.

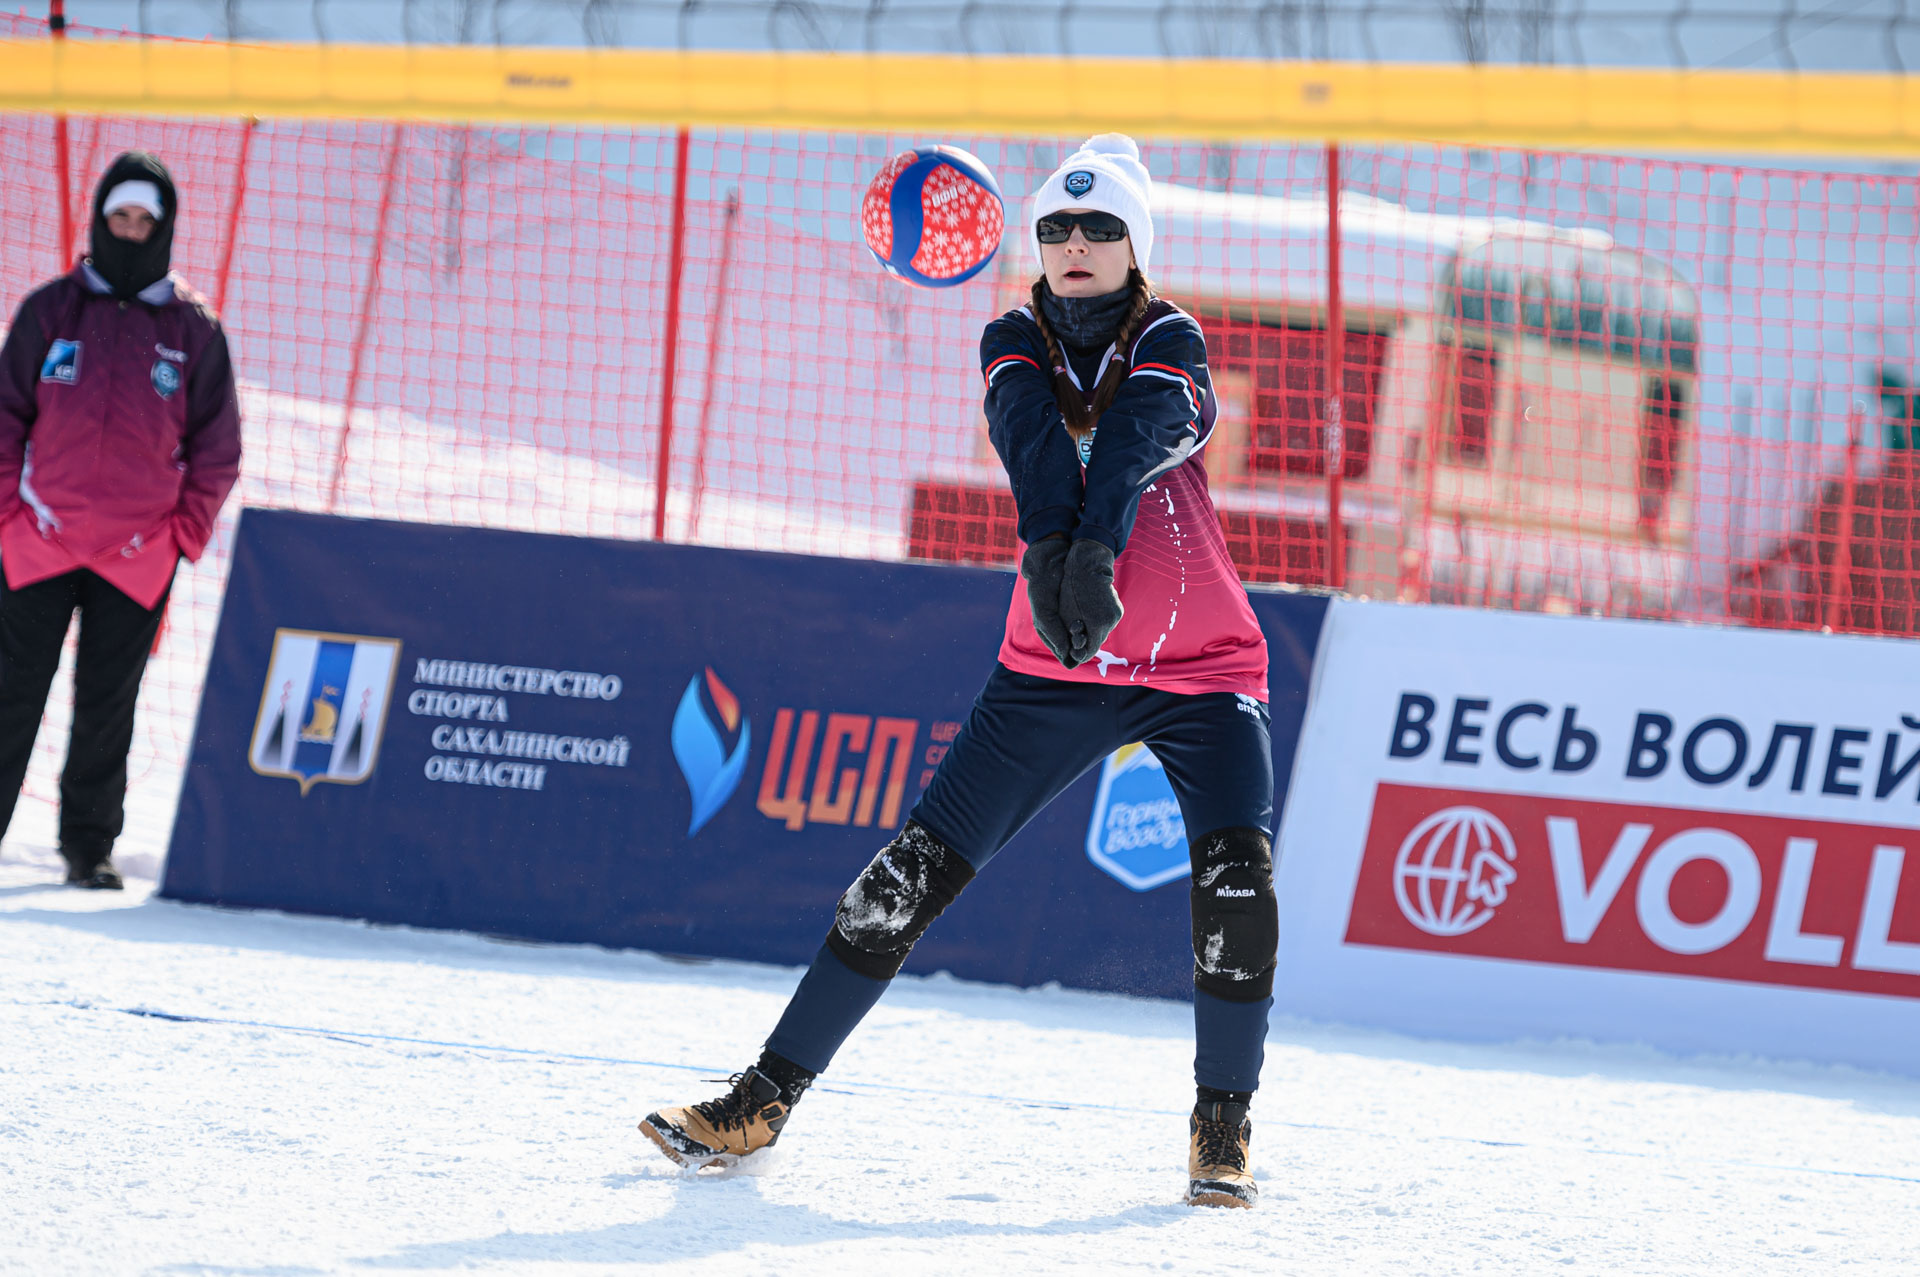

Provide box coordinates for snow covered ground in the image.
[4,859,1918,1277]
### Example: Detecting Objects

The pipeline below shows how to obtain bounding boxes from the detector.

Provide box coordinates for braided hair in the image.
[1027,267,1155,445]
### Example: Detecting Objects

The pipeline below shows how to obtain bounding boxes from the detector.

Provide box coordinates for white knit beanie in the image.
[1030,133,1154,274]
[102,179,165,221]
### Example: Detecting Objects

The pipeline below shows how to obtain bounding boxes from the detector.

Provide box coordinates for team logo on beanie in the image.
[1064,170,1096,197]
[151,358,181,400]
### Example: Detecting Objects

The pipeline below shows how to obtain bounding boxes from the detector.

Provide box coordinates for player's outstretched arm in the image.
[980,315,1084,547]
[1074,314,1214,555]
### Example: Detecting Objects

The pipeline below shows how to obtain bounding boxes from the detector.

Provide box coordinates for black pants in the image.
[0,569,170,867]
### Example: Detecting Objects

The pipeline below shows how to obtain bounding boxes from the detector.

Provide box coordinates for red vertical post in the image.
[69,118,102,253]
[1824,408,1863,633]
[689,188,741,543]
[652,127,693,543]
[49,1,72,270]
[212,117,257,315]
[1323,143,1347,591]
[327,127,405,513]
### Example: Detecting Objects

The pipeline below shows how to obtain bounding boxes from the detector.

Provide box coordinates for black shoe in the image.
[64,861,124,890]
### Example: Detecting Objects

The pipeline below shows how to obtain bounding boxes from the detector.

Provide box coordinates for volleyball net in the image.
[0,10,1917,855]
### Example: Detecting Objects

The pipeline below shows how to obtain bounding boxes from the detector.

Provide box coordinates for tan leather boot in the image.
[640,1068,793,1169]
[1187,1100,1257,1208]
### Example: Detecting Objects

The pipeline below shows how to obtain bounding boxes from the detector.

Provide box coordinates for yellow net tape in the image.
[0,39,1915,155]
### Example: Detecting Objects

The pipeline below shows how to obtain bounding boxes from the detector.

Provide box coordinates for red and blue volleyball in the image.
[860,145,1005,289]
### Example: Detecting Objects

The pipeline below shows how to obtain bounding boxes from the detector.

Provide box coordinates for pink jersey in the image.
[981,298,1268,698]
[997,454,1269,698]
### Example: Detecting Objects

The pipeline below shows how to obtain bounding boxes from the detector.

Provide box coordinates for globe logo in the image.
[1392,806,1519,937]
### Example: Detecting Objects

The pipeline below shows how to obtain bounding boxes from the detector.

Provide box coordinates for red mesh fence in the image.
[2,13,1918,867]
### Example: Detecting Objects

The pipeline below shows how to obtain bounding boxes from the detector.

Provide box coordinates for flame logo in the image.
[670,667,752,836]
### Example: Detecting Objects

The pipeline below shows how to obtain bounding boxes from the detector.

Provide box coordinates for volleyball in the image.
[860,145,1005,288]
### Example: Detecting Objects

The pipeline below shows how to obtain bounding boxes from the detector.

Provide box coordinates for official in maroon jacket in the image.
[0,151,242,888]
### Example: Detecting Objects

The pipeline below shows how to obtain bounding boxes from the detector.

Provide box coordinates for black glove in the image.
[1020,537,1076,668]
[1059,538,1123,665]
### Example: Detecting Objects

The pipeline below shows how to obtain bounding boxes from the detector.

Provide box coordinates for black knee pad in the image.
[1190,826,1278,1002]
[827,822,977,980]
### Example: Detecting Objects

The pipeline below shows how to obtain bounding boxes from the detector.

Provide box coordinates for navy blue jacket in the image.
[980,299,1215,554]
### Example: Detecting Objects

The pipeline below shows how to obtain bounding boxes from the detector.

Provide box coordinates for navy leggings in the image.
[911,664,1272,869]
[766,664,1277,1094]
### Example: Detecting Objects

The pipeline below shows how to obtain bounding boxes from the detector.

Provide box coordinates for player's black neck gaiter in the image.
[1039,282,1132,355]
[85,151,178,302]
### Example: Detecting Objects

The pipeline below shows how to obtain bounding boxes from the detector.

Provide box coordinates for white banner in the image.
[1275,599,1920,1075]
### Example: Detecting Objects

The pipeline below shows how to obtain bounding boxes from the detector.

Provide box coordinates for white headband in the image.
[102,180,165,221]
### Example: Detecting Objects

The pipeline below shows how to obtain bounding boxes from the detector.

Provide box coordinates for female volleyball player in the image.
[641,135,1277,1209]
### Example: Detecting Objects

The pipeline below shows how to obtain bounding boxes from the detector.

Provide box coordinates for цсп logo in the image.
[671,667,752,836]
[1392,805,1519,937]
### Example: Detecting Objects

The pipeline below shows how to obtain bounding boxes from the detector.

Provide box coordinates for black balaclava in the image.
[87,150,178,301]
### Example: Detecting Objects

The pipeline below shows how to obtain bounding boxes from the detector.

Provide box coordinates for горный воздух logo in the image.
[1085,742,1189,891]
[671,666,752,835]
[1393,805,1519,937]
[250,628,402,795]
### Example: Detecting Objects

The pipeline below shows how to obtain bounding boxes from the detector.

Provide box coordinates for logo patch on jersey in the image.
[151,358,181,400]
[40,340,80,385]
[1064,170,1096,198]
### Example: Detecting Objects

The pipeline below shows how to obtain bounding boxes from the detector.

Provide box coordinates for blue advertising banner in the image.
[163,510,1328,999]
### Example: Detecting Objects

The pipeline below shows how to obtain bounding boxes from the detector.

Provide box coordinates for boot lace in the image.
[693,1074,765,1134]
[1194,1113,1245,1170]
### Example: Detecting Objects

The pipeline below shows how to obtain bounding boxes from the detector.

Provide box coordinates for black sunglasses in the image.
[1035,211,1130,244]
